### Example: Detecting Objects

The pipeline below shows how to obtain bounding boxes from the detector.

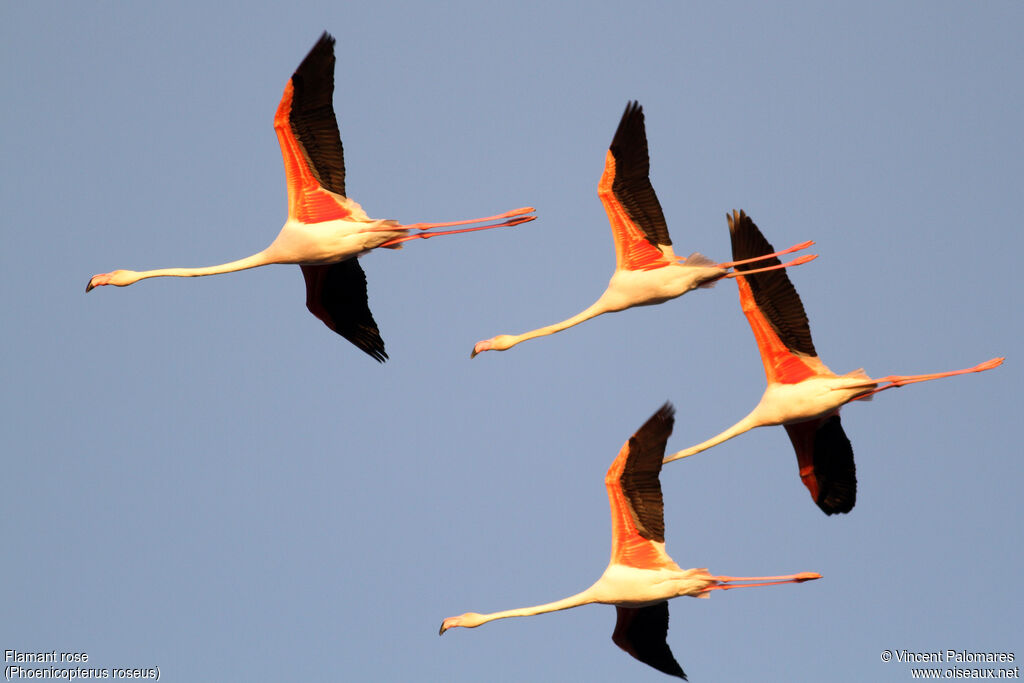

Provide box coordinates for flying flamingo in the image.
[440,403,821,679]
[663,210,1004,514]
[471,101,815,357]
[86,32,534,362]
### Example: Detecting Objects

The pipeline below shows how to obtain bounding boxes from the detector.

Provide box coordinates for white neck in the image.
[507,299,612,348]
[664,412,762,463]
[131,250,276,283]
[468,587,599,627]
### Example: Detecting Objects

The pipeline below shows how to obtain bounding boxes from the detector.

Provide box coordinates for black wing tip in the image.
[296,32,337,72]
[611,100,646,152]
[727,209,764,254]
[302,263,387,363]
[359,344,388,363]
[817,481,856,514]
[324,323,388,362]
[817,483,856,515]
[728,209,771,269]
[341,326,388,362]
[819,499,854,515]
[630,401,676,458]
[726,208,751,234]
[613,603,688,679]
[647,401,676,433]
[623,99,643,120]
[630,402,675,445]
[315,30,336,49]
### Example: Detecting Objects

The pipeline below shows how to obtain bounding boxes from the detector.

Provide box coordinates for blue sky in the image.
[2,2,1021,681]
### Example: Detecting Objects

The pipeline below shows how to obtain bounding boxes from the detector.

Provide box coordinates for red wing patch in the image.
[786,418,823,502]
[293,183,359,225]
[607,447,670,568]
[605,404,676,569]
[598,152,672,272]
[275,81,357,224]
[610,517,673,569]
[736,275,818,384]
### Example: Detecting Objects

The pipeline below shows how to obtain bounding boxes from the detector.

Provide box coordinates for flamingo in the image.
[663,210,1004,514]
[86,32,535,362]
[471,101,815,357]
[440,403,821,679]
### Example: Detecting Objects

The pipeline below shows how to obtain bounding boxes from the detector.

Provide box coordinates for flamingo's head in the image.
[86,270,141,292]
[470,335,515,358]
[439,612,485,635]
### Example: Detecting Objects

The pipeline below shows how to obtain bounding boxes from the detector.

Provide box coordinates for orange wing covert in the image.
[606,404,677,570]
[736,275,818,385]
[275,81,361,224]
[598,152,673,272]
[607,478,672,569]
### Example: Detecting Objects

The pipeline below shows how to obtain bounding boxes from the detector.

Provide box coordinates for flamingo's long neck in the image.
[130,251,276,283]
[508,300,613,348]
[468,588,599,626]
[663,412,761,464]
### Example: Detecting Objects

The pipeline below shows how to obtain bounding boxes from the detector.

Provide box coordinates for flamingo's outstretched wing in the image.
[274,32,369,224]
[606,403,678,569]
[784,415,857,515]
[730,211,855,512]
[598,102,674,272]
[728,210,826,384]
[277,33,385,359]
[302,262,387,362]
[612,602,687,680]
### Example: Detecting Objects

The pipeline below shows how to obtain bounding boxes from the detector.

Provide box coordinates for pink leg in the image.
[397,206,534,231]
[377,215,535,248]
[707,572,821,591]
[715,240,815,268]
[723,253,817,278]
[851,357,1004,401]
